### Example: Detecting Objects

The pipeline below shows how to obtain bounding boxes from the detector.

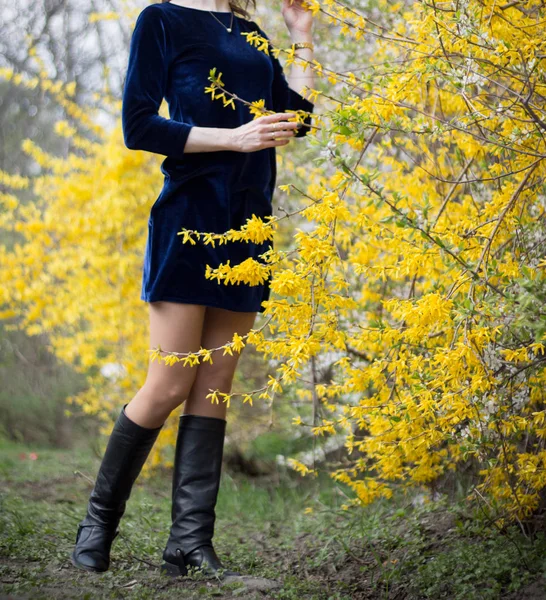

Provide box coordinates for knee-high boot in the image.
[161,414,240,578]
[71,403,163,572]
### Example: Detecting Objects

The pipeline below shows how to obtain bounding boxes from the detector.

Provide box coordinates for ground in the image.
[1,439,546,599]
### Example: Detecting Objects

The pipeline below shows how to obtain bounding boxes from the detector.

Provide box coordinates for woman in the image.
[71,0,315,579]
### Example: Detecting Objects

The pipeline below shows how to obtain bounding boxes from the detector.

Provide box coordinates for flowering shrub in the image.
[1,0,545,525]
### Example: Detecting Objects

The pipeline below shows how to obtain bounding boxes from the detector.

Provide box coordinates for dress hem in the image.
[140,293,265,313]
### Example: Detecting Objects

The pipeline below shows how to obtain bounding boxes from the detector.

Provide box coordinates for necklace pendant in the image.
[227,27,232,32]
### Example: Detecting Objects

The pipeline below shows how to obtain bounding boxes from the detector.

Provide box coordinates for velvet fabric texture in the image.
[121,2,314,312]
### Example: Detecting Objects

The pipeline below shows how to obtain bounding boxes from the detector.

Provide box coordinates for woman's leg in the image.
[124,301,208,428]
[185,305,258,418]
[162,305,257,577]
[72,301,207,572]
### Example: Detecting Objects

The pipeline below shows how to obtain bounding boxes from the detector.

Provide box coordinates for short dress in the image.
[121,2,314,313]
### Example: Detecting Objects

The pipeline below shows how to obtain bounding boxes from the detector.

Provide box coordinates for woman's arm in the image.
[184,110,300,153]
[281,0,315,105]
[251,12,315,137]
[122,5,194,159]
[122,5,300,157]
[286,33,315,101]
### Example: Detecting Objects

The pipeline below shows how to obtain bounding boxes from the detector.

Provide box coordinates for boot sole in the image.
[160,561,187,577]
[70,550,109,573]
[160,561,241,580]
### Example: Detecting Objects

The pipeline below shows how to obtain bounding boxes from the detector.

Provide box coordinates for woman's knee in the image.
[139,379,193,412]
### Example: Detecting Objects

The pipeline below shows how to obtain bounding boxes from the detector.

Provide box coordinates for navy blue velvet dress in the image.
[121,2,314,313]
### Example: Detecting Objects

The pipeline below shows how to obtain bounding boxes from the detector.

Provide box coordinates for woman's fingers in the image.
[259,112,297,124]
[259,112,299,130]
[258,113,300,147]
[263,138,292,148]
[262,128,295,139]
[232,112,301,151]
[260,117,299,142]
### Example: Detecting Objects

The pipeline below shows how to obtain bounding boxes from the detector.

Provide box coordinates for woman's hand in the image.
[281,0,313,35]
[227,112,300,152]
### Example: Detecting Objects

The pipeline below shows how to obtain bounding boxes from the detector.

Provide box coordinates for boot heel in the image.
[160,560,187,577]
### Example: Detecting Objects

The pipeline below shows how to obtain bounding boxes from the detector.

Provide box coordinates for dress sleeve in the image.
[121,6,193,158]
[252,22,314,138]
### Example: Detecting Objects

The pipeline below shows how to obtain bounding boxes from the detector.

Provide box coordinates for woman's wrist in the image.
[288,29,313,43]
[182,126,237,153]
[221,128,237,152]
[207,127,237,152]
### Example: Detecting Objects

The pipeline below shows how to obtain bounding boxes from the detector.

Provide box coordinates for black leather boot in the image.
[71,403,163,572]
[160,414,241,579]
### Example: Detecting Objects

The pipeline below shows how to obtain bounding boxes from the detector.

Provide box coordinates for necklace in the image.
[208,9,234,33]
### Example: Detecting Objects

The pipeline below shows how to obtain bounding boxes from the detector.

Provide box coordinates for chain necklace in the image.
[208,9,234,33]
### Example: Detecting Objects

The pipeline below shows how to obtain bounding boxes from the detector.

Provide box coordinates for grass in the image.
[1,437,545,599]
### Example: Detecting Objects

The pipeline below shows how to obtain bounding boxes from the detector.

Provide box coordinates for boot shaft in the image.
[73,404,163,573]
[165,413,227,561]
[80,404,163,528]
